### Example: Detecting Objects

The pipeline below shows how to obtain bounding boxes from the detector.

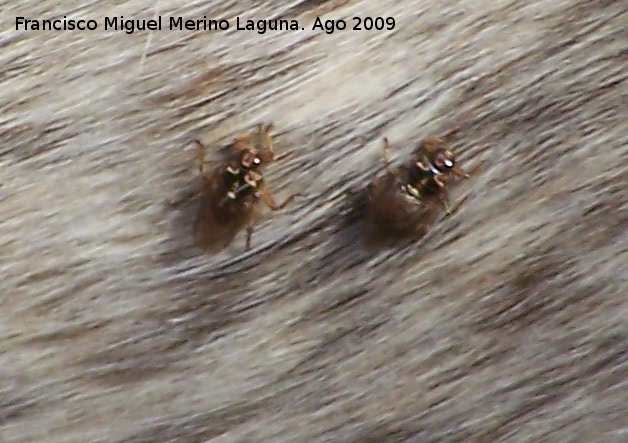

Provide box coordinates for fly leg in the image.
[381,137,393,174]
[169,139,213,207]
[234,122,275,155]
[443,194,468,219]
[193,139,214,183]
[259,122,275,158]
[423,137,446,153]
[442,161,484,218]
[259,181,301,211]
[246,182,301,249]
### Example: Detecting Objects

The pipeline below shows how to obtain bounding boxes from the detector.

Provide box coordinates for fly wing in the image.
[193,194,243,254]
[365,173,435,241]
[192,167,251,254]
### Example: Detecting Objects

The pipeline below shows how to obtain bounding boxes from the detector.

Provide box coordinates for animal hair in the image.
[1,0,626,442]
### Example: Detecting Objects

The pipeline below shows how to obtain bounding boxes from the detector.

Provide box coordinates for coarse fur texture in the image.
[1,0,627,442]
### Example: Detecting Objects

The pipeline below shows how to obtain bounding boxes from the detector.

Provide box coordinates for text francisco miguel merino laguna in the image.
[16,16,308,34]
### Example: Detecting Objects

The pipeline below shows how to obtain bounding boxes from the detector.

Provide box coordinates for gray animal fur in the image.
[1,0,626,442]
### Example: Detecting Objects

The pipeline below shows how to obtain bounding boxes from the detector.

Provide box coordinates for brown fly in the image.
[359,135,480,243]
[193,123,299,254]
